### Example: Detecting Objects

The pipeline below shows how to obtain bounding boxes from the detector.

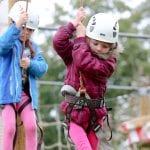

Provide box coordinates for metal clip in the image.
[94,124,101,132]
[75,99,85,109]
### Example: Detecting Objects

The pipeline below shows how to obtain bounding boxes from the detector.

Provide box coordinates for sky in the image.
[31,0,72,26]
[0,0,146,27]
[0,0,146,43]
[0,0,72,27]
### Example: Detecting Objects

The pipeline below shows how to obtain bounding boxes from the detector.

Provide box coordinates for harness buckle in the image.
[93,124,101,132]
[0,105,5,109]
[74,99,85,109]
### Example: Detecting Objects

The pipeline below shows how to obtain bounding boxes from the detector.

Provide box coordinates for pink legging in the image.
[69,122,99,150]
[1,92,37,150]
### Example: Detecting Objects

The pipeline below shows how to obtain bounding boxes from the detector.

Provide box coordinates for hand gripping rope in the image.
[63,0,112,144]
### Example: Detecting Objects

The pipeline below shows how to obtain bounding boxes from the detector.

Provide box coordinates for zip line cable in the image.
[38,80,150,91]
[38,27,150,39]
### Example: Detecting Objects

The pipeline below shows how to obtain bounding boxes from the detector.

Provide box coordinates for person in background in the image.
[0,1,48,150]
[53,7,123,150]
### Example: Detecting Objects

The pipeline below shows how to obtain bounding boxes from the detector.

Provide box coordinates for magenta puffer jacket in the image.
[53,22,116,128]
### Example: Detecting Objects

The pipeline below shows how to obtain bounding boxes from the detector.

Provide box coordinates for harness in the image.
[65,93,105,131]
[64,94,112,141]
[63,72,112,144]
[1,98,43,150]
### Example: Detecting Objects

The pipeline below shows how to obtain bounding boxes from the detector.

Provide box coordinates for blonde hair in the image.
[97,41,124,59]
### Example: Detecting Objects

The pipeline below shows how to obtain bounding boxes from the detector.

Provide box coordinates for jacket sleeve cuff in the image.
[74,37,86,44]
[67,22,76,32]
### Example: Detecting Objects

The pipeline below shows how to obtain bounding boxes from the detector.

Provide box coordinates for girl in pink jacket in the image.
[53,7,122,150]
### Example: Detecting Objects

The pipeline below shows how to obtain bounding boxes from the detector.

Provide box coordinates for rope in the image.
[79,72,84,90]
[78,72,87,96]
[80,0,83,7]
[22,0,29,57]
[21,0,29,85]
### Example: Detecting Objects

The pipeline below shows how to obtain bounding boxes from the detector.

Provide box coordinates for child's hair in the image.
[97,41,124,59]
[25,40,35,58]
[9,21,35,58]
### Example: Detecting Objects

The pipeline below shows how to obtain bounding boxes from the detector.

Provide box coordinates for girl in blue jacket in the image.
[0,1,48,150]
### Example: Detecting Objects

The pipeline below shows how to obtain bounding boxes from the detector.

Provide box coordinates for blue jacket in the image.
[0,24,48,109]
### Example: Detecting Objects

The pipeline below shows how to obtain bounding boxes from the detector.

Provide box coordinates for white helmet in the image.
[8,1,39,30]
[86,13,119,43]
[26,12,39,30]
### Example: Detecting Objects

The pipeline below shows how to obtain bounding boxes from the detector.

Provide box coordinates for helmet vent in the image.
[90,26,94,32]
[91,16,96,25]
[100,33,105,37]
[113,32,117,38]
[113,22,118,30]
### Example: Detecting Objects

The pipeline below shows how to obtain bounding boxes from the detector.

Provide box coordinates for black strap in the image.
[18,98,31,115]
[65,103,74,124]
[17,99,44,150]
[37,123,43,150]
[104,115,112,141]
[65,94,104,109]
[0,105,5,109]
[86,108,100,134]
[63,103,75,145]
[35,111,44,150]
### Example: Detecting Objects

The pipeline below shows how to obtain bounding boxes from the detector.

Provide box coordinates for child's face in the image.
[20,27,34,42]
[88,39,112,56]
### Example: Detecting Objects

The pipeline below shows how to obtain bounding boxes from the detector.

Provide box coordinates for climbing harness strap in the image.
[63,102,75,145]
[35,110,44,150]
[89,107,101,132]
[18,98,44,150]
[103,113,112,141]
[18,98,31,115]
[64,72,105,144]
[65,94,104,109]
[64,72,113,144]
[4,98,43,150]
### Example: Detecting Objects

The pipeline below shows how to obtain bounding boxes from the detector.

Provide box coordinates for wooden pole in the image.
[119,87,150,150]
[139,95,150,116]
[139,94,150,150]
[14,114,25,150]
